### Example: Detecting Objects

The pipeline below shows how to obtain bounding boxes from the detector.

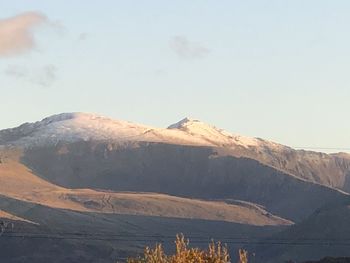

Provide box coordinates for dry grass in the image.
[127,234,249,263]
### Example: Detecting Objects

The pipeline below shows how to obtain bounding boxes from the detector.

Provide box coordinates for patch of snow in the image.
[167,117,261,148]
[0,113,284,151]
[0,113,213,147]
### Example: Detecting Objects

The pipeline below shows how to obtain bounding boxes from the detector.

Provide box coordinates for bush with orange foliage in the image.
[127,234,247,263]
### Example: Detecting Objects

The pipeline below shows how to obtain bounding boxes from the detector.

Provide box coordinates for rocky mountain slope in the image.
[1,112,349,192]
[1,112,350,262]
[0,148,290,226]
[19,140,345,222]
[257,196,350,262]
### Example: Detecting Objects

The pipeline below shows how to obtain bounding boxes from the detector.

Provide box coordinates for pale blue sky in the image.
[0,1,349,151]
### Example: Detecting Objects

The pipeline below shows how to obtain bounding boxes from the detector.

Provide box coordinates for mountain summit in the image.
[1,113,350,263]
[0,113,264,149]
[168,117,262,148]
[1,112,350,192]
[168,117,202,129]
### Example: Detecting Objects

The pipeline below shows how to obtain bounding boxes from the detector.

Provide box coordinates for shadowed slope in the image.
[0,148,291,226]
[0,195,287,263]
[257,196,350,263]
[21,141,347,222]
[1,113,350,193]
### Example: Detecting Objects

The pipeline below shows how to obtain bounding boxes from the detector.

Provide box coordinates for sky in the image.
[0,1,349,152]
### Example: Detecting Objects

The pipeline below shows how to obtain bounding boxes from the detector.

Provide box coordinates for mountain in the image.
[0,194,286,263]
[1,112,350,262]
[0,113,217,147]
[256,196,350,262]
[2,112,350,192]
[169,117,350,191]
[1,147,293,226]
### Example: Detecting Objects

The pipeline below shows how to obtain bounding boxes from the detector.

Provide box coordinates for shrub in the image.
[127,234,236,263]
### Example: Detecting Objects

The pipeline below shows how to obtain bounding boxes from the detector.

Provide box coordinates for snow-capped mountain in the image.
[0,112,280,150]
[0,113,206,147]
[167,117,288,150]
[1,113,350,263]
[1,112,350,192]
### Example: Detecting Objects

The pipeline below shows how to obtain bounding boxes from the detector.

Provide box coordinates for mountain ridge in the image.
[1,112,350,262]
[1,112,350,192]
[0,112,311,152]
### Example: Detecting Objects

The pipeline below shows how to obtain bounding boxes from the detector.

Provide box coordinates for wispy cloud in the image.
[4,65,27,79]
[36,64,57,87]
[0,12,48,57]
[78,32,88,41]
[169,36,210,59]
[4,64,58,88]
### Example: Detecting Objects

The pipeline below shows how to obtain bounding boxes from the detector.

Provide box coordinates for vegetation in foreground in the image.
[126,234,248,263]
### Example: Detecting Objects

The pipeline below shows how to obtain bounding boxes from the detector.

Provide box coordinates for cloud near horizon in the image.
[169,36,210,59]
[0,12,48,57]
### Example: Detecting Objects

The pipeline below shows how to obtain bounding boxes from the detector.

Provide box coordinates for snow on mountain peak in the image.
[0,112,279,150]
[1,113,227,148]
[168,117,228,138]
[41,112,81,123]
[40,112,115,125]
[168,117,261,148]
[0,112,154,147]
[167,117,202,129]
